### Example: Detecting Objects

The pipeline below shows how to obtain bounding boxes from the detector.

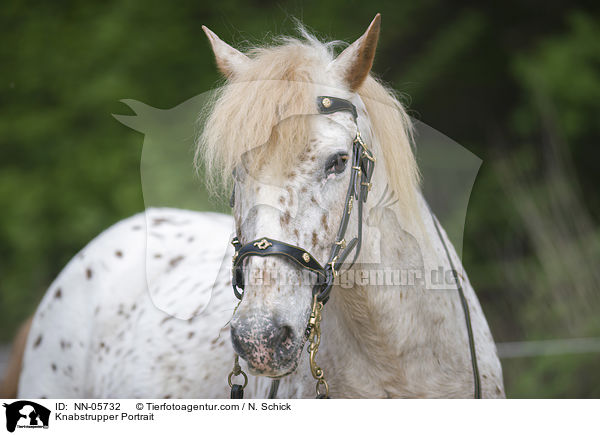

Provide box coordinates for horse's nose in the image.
[230,313,295,373]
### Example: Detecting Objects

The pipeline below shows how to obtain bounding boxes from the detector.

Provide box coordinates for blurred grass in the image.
[1,1,598,397]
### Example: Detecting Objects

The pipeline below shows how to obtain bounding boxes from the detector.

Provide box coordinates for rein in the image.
[431,213,482,398]
[226,95,481,399]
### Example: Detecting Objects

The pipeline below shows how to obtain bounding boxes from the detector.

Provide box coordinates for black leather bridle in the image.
[230,96,375,306]
[227,95,482,399]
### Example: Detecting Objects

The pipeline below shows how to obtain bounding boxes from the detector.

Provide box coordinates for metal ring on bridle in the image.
[316,378,329,398]
[227,370,248,389]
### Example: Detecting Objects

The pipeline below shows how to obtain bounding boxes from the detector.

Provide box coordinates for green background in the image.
[1,0,599,397]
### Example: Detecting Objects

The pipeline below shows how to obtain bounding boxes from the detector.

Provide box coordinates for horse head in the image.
[199,15,398,378]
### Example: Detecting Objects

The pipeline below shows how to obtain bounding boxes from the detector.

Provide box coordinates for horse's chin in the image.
[245,342,304,378]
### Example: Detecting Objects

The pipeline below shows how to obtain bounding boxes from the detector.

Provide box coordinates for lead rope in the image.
[431,213,481,399]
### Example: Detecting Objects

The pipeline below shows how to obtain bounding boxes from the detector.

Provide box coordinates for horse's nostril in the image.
[276,324,294,348]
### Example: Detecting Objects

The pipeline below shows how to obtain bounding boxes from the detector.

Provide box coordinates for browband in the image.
[316,96,358,120]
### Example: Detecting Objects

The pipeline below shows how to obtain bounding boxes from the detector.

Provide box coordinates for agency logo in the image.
[2,401,50,433]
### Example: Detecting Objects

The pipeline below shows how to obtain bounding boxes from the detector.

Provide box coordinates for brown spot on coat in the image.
[54,288,62,299]
[312,231,318,247]
[169,256,184,268]
[33,335,42,348]
[321,214,329,231]
[115,250,123,258]
[280,211,291,226]
[86,268,93,279]
[152,217,171,226]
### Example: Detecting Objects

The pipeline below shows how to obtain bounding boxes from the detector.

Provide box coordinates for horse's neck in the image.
[319,192,472,397]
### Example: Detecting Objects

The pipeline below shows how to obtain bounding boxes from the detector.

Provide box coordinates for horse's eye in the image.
[325,153,349,176]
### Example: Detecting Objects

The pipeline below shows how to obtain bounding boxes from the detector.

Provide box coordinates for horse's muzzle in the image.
[230,312,301,376]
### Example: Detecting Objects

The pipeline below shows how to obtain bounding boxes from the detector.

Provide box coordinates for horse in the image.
[5,14,504,398]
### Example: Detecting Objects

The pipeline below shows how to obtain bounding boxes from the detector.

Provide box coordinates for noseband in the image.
[230,96,375,305]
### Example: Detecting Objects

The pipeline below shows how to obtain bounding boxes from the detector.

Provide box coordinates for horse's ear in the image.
[330,14,381,91]
[202,25,249,78]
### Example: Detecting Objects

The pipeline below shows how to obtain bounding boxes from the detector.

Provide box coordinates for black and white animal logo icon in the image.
[3,401,50,432]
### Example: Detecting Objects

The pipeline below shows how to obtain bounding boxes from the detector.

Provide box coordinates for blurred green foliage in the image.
[1,0,598,397]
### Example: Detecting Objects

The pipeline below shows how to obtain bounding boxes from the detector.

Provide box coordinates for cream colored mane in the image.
[197,30,420,217]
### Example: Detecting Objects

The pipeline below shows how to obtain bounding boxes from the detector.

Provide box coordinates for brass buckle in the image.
[355,130,366,147]
[361,149,376,163]
[328,255,339,277]
[335,239,346,249]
